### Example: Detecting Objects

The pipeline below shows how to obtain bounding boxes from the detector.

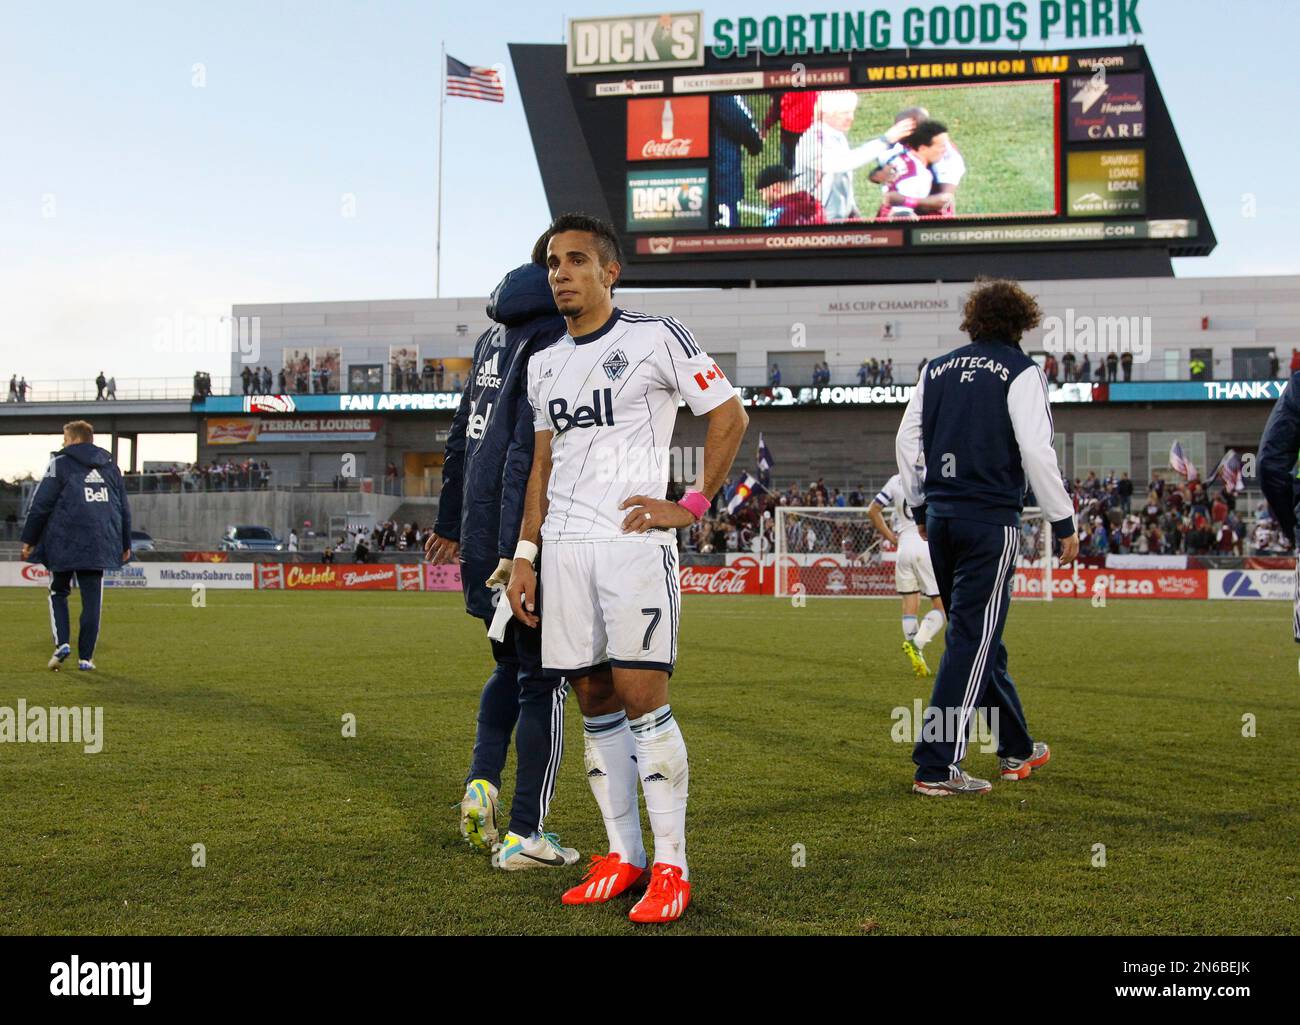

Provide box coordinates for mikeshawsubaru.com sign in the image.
[0,563,255,589]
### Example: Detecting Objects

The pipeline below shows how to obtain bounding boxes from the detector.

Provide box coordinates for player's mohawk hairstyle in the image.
[960,278,1043,346]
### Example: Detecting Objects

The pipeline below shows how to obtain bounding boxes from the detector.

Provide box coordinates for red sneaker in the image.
[628,863,691,923]
[561,853,646,905]
[1000,741,1051,781]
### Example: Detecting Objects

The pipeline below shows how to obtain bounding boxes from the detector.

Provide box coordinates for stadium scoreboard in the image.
[512,4,1213,286]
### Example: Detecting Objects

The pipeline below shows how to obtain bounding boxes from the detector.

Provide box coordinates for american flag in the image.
[1169,440,1199,481]
[1211,450,1246,493]
[446,56,504,103]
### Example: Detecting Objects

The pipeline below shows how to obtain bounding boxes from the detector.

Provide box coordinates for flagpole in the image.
[436,40,446,300]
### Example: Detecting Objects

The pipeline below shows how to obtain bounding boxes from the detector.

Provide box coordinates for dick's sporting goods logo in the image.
[476,351,502,390]
[549,388,615,434]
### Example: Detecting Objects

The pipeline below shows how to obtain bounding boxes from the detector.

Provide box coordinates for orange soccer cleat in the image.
[562,853,647,905]
[627,863,691,923]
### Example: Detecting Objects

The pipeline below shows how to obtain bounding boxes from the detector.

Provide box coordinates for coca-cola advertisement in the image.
[677,559,771,595]
[626,96,709,161]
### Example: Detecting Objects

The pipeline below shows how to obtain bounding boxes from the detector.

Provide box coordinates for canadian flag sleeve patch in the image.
[693,363,726,391]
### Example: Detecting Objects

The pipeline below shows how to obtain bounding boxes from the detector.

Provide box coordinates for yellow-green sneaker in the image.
[460,778,499,850]
[903,639,930,677]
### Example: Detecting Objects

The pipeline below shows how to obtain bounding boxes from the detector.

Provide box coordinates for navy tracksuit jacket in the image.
[1258,371,1300,641]
[21,442,132,660]
[434,262,568,836]
[896,340,1076,782]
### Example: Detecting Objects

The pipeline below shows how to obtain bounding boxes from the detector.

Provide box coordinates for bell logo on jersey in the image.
[549,388,615,434]
[466,400,492,440]
[693,363,726,391]
[476,351,502,390]
[84,487,109,503]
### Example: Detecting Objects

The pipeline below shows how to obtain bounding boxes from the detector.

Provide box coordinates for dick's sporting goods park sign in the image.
[566,3,1143,71]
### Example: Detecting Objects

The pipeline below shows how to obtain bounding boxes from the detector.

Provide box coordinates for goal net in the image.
[772,506,1053,600]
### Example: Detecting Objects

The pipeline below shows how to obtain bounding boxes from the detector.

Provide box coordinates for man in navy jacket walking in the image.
[896,280,1079,795]
[20,420,132,671]
[1258,370,1300,640]
[427,255,574,867]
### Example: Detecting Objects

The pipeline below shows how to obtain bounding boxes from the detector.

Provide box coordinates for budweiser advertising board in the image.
[626,96,708,161]
[255,564,419,591]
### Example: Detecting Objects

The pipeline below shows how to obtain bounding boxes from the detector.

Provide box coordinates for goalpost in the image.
[772,506,1053,600]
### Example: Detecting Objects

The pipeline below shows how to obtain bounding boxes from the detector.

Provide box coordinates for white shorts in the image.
[540,540,680,675]
[895,531,938,597]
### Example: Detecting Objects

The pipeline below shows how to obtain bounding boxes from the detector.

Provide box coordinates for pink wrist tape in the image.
[678,490,711,519]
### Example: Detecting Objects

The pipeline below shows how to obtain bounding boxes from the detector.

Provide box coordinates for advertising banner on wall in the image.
[0,562,254,589]
[1208,569,1295,602]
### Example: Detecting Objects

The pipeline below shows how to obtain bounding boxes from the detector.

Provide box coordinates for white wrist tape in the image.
[514,540,539,565]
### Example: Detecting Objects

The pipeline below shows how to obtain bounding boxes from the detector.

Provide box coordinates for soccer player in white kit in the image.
[507,214,748,923]
[867,474,946,677]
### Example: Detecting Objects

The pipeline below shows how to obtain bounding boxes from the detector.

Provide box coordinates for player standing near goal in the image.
[895,280,1078,796]
[507,213,748,922]
[866,474,945,677]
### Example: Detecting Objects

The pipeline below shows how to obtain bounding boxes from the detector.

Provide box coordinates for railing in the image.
[119,470,425,497]
[1,378,233,403]
[2,358,1289,405]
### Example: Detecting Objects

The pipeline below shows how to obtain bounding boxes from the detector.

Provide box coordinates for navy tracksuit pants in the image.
[913,515,1034,783]
[48,570,104,661]
[466,609,567,838]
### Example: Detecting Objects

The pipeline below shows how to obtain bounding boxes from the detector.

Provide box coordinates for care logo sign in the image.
[626,96,709,160]
[568,12,704,74]
[1067,150,1146,216]
[626,167,709,231]
[1068,72,1146,140]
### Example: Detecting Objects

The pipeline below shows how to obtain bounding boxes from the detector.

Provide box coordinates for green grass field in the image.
[736,80,1057,224]
[0,588,1296,936]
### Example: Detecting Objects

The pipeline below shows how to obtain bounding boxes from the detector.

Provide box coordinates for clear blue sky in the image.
[0,0,1297,473]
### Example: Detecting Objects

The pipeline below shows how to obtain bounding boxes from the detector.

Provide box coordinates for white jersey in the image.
[873,474,919,538]
[528,307,734,544]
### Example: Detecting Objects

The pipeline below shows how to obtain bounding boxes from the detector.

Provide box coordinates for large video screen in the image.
[711,80,1059,229]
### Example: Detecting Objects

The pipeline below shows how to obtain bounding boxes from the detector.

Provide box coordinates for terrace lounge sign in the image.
[566,4,1142,72]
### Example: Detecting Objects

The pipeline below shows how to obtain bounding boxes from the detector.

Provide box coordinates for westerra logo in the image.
[549,388,615,434]
[0,702,103,753]
[50,956,151,1005]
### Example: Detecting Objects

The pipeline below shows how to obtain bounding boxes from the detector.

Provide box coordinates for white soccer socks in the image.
[901,614,919,641]
[628,705,689,878]
[914,609,946,650]
[582,712,647,869]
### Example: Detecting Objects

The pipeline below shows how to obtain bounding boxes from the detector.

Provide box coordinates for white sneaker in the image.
[77,659,96,672]
[493,831,580,871]
[459,778,499,850]
[48,644,71,671]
